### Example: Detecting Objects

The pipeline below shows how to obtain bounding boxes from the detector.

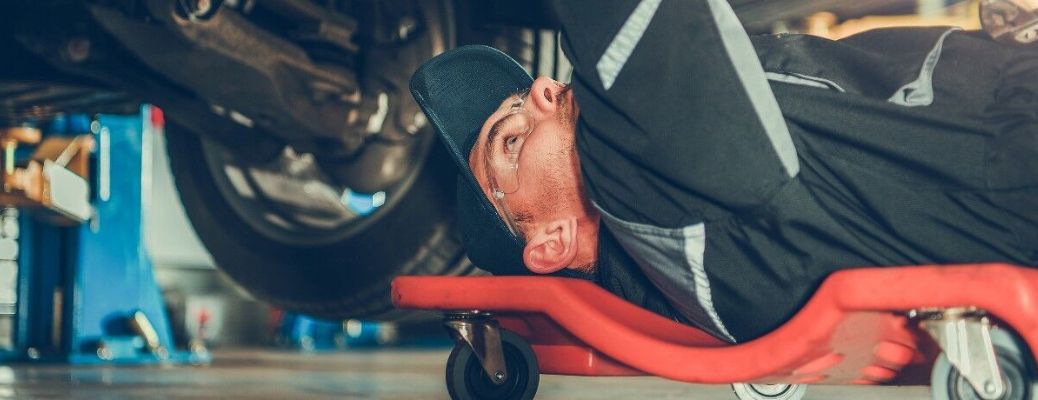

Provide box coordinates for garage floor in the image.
[0,349,934,399]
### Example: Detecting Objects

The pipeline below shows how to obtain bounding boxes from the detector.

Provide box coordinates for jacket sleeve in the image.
[554,0,798,220]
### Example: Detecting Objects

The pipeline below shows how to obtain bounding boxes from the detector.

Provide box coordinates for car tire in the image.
[163,1,558,320]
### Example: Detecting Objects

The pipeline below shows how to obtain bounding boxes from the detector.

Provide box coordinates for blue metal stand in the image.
[0,106,208,364]
[279,313,386,351]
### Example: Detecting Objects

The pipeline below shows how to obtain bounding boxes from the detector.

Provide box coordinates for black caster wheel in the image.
[731,383,807,400]
[931,328,1035,400]
[446,330,539,400]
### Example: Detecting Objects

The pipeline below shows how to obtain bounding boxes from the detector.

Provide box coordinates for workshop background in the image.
[0,0,1011,399]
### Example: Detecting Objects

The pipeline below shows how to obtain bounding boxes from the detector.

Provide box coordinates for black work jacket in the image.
[555,0,1038,342]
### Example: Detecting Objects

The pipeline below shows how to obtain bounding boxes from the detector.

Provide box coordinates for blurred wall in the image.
[146,127,271,347]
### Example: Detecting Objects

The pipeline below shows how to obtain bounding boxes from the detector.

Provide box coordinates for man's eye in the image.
[505,135,520,152]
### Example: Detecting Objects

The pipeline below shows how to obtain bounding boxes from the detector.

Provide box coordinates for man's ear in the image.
[522,217,579,275]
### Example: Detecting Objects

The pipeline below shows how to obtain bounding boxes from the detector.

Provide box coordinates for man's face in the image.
[468,76,580,238]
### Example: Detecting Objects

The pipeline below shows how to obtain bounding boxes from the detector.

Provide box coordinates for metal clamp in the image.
[914,308,1005,400]
[0,127,94,225]
[444,311,508,385]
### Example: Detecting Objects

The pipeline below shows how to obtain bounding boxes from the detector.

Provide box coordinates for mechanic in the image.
[410,0,1038,343]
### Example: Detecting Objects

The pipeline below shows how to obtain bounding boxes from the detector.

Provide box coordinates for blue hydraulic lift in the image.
[0,106,207,365]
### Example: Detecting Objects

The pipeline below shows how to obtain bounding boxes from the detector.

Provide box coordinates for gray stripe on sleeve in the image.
[595,204,737,343]
[682,224,737,343]
[765,71,847,93]
[595,0,662,91]
[704,0,800,178]
[888,28,961,107]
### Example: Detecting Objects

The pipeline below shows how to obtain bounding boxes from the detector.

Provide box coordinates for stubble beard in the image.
[539,86,599,274]
[537,87,582,214]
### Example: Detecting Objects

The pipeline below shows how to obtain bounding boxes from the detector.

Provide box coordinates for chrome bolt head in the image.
[196,0,212,14]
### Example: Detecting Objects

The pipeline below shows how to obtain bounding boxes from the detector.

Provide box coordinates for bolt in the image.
[96,345,113,361]
[1020,28,1038,43]
[406,112,427,134]
[494,371,505,382]
[196,0,212,14]
[184,0,221,20]
[155,346,170,360]
[983,380,996,394]
[340,89,362,105]
[397,16,418,41]
[65,37,91,63]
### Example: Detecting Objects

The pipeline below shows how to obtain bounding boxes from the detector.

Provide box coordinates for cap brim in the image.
[409,45,534,275]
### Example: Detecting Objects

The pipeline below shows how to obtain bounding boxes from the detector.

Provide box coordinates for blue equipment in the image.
[0,106,208,364]
[279,313,386,351]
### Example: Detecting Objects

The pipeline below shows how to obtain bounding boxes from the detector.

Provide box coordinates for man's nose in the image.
[529,76,562,114]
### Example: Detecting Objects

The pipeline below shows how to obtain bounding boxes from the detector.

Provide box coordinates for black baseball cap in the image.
[409,45,533,275]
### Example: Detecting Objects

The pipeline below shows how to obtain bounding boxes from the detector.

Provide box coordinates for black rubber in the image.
[731,383,808,400]
[160,0,530,321]
[165,124,472,320]
[446,331,540,400]
[163,3,554,321]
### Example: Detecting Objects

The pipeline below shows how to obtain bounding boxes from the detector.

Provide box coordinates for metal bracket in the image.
[129,310,169,360]
[444,311,509,385]
[0,128,94,225]
[1013,20,1038,43]
[914,308,1005,400]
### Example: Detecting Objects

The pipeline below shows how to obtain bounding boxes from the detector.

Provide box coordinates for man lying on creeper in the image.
[410,0,1038,342]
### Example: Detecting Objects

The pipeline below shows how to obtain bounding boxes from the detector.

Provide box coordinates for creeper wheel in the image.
[446,330,539,400]
[732,383,808,400]
[931,328,1035,400]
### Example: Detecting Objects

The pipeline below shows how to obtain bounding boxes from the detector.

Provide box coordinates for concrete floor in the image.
[0,349,933,399]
